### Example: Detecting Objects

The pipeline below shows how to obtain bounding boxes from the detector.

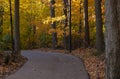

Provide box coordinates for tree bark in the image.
[50,0,57,49]
[9,0,14,53]
[78,0,83,48]
[63,0,68,51]
[105,0,120,79]
[84,0,90,47]
[14,0,20,54]
[95,0,104,52]
[0,6,4,34]
[68,0,72,53]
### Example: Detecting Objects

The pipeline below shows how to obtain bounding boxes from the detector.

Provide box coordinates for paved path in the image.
[5,50,89,79]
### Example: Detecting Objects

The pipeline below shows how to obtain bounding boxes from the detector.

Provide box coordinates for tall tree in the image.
[68,0,72,53]
[0,5,4,34]
[14,0,20,54]
[9,0,14,53]
[50,0,57,49]
[63,0,68,51]
[105,0,120,79]
[84,0,90,47]
[78,0,83,48]
[95,0,104,52]
[28,0,36,49]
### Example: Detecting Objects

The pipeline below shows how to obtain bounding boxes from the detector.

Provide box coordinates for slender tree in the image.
[78,0,83,48]
[29,0,36,49]
[9,0,14,53]
[68,0,72,53]
[0,5,4,34]
[63,0,68,51]
[50,0,57,49]
[105,0,120,79]
[84,0,90,47]
[95,0,104,52]
[14,0,20,54]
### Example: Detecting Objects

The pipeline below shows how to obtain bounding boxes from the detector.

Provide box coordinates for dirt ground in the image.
[0,52,27,78]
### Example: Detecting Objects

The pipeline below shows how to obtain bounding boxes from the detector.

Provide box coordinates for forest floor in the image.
[38,48,105,79]
[0,52,27,78]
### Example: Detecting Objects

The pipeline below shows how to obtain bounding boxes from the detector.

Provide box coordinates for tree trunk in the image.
[50,0,57,49]
[0,6,4,34]
[78,0,83,48]
[95,0,104,52]
[63,0,68,51]
[68,0,72,53]
[9,0,14,53]
[14,0,20,54]
[105,0,120,79]
[84,0,90,48]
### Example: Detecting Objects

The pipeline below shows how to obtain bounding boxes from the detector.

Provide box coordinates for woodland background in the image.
[0,0,105,50]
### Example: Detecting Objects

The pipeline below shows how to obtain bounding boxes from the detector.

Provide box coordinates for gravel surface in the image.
[4,50,89,79]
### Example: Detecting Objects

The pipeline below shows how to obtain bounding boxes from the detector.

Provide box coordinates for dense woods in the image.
[1,0,102,50]
[0,0,120,79]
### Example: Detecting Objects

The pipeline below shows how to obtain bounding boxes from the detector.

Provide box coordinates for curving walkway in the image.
[5,50,89,79]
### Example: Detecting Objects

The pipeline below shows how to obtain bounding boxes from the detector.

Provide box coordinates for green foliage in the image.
[39,33,52,48]
[89,21,96,46]
[1,34,12,50]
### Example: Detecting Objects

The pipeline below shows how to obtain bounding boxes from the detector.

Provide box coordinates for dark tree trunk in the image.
[0,5,4,34]
[50,0,57,49]
[105,0,120,79]
[95,0,104,52]
[78,0,83,48]
[14,0,20,54]
[63,0,68,51]
[9,0,14,53]
[79,0,82,34]
[68,0,72,53]
[84,0,90,47]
